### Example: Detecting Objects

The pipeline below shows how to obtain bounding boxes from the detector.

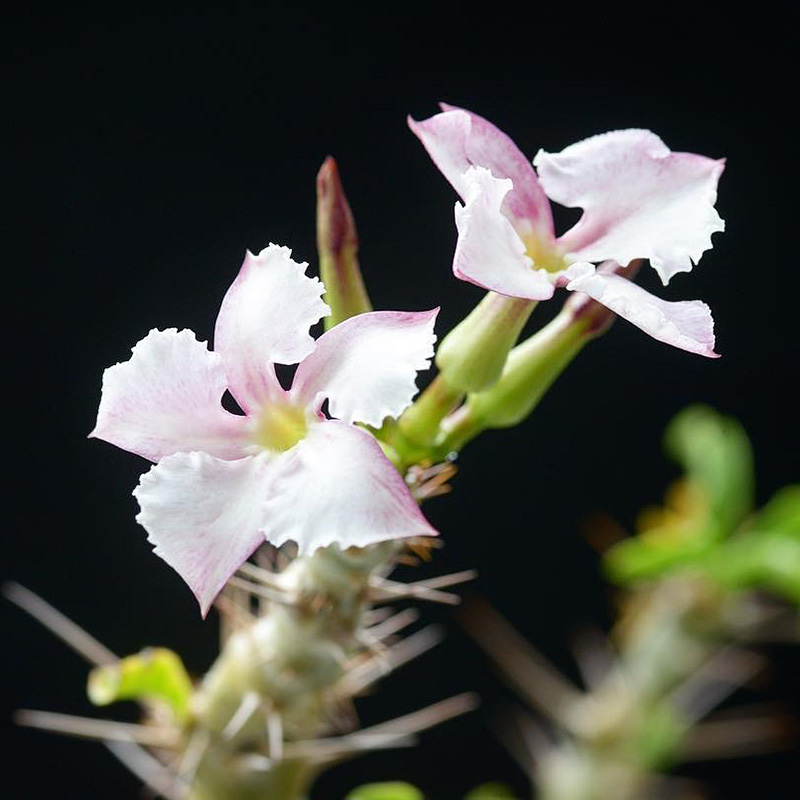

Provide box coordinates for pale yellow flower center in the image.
[252,401,308,453]
[523,231,568,274]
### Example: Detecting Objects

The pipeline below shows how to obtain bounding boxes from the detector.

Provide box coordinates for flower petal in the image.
[453,168,556,300]
[134,452,273,615]
[214,244,330,412]
[534,130,725,285]
[90,328,250,462]
[409,105,554,238]
[264,421,437,553]
[565,265,718,357]
[291,309,438,426]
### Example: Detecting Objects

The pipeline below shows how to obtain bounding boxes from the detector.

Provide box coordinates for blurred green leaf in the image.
[755,485,800,537]
[689,485,800,602]
[664,405,754,536]
[604,407,758,585]
[704,530,800,602]
[465,783,517,798]
[604,534,712,584]
[87,647,193,722]
[346,783,424,800]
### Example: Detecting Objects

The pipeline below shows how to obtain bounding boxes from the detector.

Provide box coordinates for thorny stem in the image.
[183,543,474,800]
[9,546,475,800]
[187,543,393,799]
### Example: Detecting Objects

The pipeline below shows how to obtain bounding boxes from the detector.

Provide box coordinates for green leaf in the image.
[346,783,424,800]
[664,405,754,536]
[465,783,518,799]
[87,647,193,723]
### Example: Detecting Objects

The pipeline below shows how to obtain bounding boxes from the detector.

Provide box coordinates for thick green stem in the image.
[187,543,397,800]
[190,757,314,800]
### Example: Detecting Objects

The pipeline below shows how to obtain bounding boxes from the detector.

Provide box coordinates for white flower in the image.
[92,244,438,614]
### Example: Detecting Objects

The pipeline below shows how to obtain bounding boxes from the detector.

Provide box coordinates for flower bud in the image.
[316,157,372,328]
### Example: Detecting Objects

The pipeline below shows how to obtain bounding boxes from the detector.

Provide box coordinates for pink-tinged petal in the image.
[90,328,250,462]
[214,244,331,412]
[134,452,273,615]
[264,421,437,554]
[565,266,718,357]
[535,130,725,285]
[409,105,554,238]
[453,168,557,300]
[291,309,438,427]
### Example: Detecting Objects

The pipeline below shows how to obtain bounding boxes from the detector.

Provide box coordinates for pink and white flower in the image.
[91,244,439,614]
[409,104,725,357]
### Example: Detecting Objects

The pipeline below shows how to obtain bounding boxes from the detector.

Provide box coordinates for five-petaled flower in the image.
[91,244,439,614]
[410,104,725,357]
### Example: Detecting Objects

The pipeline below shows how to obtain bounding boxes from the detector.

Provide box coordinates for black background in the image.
[4,6,798,799]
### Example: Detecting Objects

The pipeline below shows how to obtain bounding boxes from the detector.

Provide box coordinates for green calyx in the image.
[435,293,536,393]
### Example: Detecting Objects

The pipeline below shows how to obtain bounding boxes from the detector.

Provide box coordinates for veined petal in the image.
[566,266,718,357]
[535,129,725,285]
[264,421,437,554]
[291,309,438,427]
[90,328,249,462]
[454,168,556,300]
[134,452,273,615]
[410,105,554,237]
[214,245,331,412]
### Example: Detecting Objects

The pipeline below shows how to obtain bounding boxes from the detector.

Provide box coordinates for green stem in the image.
[437,308,592,454]
[395,374,464,456]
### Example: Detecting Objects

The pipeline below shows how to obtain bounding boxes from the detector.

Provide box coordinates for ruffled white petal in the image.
[134,452,274,615]
[453,168,556,300]
[410,105,554,238]
[214,245,330,412]
[408,103,553,241]
[291,309,438,426]
[263,421,437,554]
[566,265,718,357]
[90,328,249,462]
[535,130,725,285]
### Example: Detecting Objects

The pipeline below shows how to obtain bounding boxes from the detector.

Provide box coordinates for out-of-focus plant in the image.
[467,406,798,800]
